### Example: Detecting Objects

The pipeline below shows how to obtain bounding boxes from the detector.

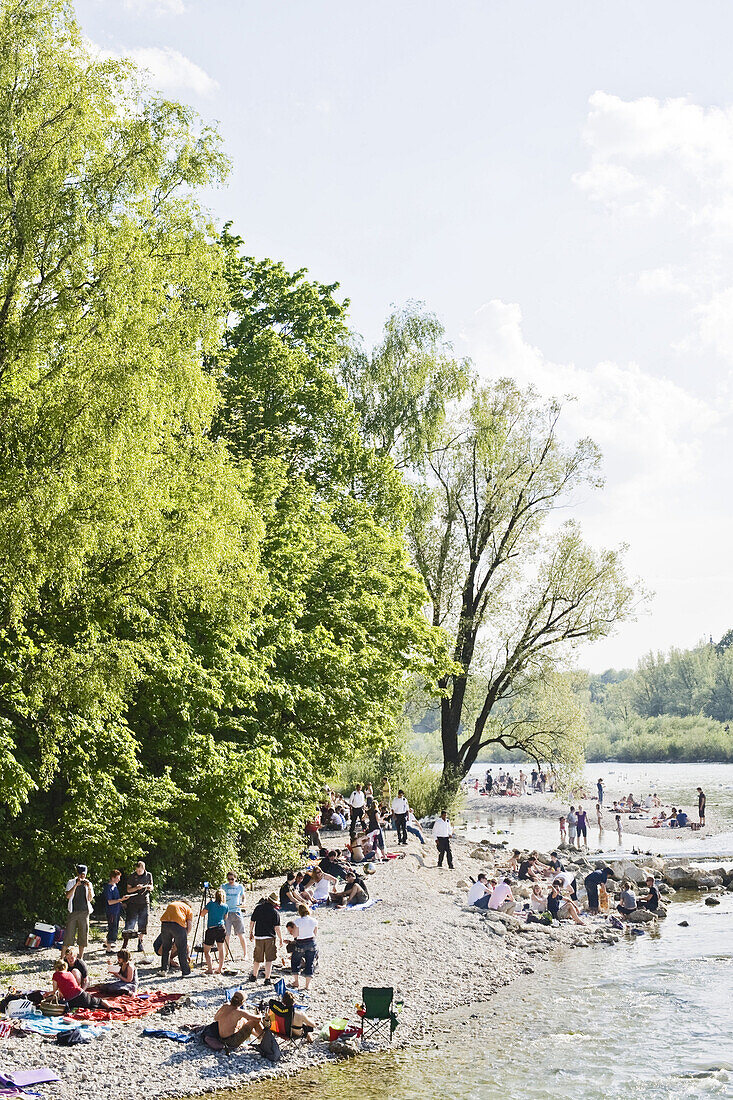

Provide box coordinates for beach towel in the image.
[346,898,378,911]
[68,991,182,1023]
[19,1017,105,1037]
[0,1071,60,1087]
[143,1027,197,1043]
[55,1028,92,1045]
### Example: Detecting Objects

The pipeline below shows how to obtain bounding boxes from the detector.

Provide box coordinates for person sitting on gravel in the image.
[94,949,138,995]
[405,808,426,845]
[279,873,301,912]
[617,883,637,917]
[547,882,586,925]
[318,849,350,879]
[505,849,522,874]
[638,876,660,912]
[330,870,369,908]
[529,883,548,912]
[51,961,115,1011]
[545,852,565,877]
[206,992,264,1050]
[488,878,516,912]
[61,946,88,989]
[303,865,337,904]
[518,853,542,881]
[467,874,491,907]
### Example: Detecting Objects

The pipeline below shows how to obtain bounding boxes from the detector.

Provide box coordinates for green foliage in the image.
[404,374,640,783]
[335,728,460,819]
[578,632,733,762]
[0,3,447,927]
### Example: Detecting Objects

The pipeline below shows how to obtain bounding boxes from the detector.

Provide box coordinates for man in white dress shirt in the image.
[391,789,409,845]
[432,809,454,869]
[347,783,366,827]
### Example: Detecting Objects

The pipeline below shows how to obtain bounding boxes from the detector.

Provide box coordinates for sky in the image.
[75,0,733,672]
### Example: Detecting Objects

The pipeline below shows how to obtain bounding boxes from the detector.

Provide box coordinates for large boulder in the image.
[627,907,656,923]
[663,865,698,889]
[693,873,724,889]
[618,862,649,885]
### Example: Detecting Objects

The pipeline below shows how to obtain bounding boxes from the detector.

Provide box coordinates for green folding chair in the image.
[360,986,398,1044]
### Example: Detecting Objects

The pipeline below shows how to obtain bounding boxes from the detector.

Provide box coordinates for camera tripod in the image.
[191,884,235,969]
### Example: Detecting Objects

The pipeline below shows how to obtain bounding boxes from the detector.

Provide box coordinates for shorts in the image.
[225,911,245,937]
[204,925,226,946]
[124,903,149,935]
[63,911,89,948]
[253,937,276,963]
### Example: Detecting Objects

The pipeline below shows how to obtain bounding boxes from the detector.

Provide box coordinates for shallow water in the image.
[228,894,733,1100]
[464,761,733,857]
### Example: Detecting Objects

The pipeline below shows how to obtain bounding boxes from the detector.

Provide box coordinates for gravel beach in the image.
[1,828,730,1100]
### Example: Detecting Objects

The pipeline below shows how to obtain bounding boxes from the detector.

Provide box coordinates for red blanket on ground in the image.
[68,991,182,1023]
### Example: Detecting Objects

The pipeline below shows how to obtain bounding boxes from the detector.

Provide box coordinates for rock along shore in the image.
[1,831,732,1100]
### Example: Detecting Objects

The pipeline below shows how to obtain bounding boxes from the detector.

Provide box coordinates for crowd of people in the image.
[465,848,661,926]
[42,777,447,1052]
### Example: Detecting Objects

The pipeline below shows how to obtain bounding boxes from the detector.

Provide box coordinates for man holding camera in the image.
[63,865,94,958]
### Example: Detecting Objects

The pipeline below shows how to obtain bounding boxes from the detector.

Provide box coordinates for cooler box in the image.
[34,923,56,947]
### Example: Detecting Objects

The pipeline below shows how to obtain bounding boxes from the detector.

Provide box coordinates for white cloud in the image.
[575,91,733,222]
[128,46,218,97]
[466,299,719,496]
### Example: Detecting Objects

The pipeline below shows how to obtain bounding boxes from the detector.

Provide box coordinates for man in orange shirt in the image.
[159,900,193,978]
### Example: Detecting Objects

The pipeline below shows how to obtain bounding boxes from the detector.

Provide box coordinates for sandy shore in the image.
[0,827,682,1100]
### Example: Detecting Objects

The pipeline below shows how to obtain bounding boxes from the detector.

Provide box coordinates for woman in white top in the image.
[529,883,548,912]
[290,904,318,990]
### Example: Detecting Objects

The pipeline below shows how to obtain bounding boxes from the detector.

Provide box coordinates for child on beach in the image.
[559,816,567,843]
[615,814,623,844]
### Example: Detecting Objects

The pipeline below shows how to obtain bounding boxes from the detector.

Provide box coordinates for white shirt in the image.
[432,817,453,838]
[312,878,330,901]
[391,796,409,814]
[488,882,513,909]
[348,790,366,808]
[65,878,94,914]
[295,915,317,939]
[553,871,575,890]
[467,882,488,905]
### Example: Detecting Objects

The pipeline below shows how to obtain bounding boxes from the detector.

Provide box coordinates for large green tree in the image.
[345,306,640,786]
[0,0,262,919]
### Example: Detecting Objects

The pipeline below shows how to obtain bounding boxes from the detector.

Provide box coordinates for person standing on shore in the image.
[697,787,706,827]
[391,789,409,845]
[432,809,454,869]
[596,801,603,829]
[567,807,578,848]
[616,814,623,844]
[597,778,604,805]
[101,870,122,952]
[559,815,567,843]
[121,860,153,953]
[576,805,588,848]
[485,769,493,793]
[249,893,282,985]
[347,784,366,827]
[221,871,248,961]
[63,865,94,958]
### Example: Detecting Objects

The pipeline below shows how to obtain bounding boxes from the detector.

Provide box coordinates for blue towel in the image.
[142,1027,196,1043]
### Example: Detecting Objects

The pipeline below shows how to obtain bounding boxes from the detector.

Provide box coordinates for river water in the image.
[209,763,733,1100]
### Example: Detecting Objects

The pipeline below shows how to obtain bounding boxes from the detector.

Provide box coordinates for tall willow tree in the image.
[0,0,261,918]
[345,309,640,788]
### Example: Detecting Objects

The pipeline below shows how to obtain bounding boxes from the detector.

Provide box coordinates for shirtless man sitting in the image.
[209,992,264,1049]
